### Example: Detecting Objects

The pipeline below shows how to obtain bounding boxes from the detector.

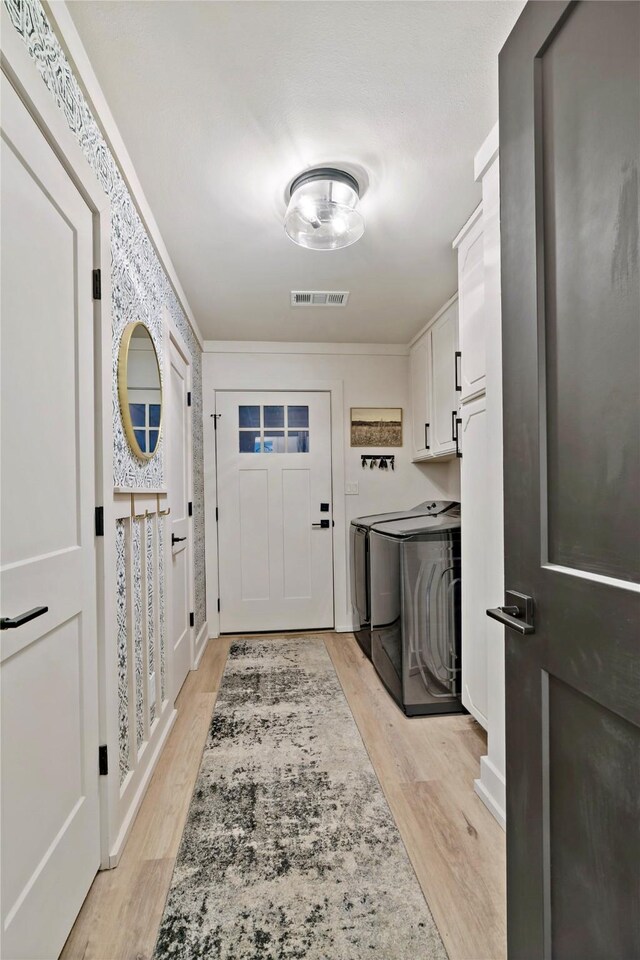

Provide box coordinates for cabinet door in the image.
[410,333,430,460]
[428,301,459,458]
[457,215,486,401]
[460,393,488,728]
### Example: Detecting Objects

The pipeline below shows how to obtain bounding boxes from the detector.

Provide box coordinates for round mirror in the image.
[117,322,162,461]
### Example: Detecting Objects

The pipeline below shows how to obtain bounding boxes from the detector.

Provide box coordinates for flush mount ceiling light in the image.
[284,167,364,251]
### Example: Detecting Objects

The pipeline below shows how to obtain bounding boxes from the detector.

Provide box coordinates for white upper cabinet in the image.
[410,330,430,458]
[409,296,459,462]
[453,207,486,402]
[428,300,459,458]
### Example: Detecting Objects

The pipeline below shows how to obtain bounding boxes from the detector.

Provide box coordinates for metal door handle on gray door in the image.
[0,606,48,630]
[312,520,331,529]
[171,534,187,546]
[486,590,535,635]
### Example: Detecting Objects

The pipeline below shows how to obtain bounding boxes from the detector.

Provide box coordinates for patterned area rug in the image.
[154,637,448,959]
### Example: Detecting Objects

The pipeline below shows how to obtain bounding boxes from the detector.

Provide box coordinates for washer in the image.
[349,501,457,659]
[369,507,463,716]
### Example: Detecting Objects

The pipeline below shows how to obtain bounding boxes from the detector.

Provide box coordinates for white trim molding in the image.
[1,3,115,867]
[204,341,409,357]
[203,377,350,636]
[475,756,506,832]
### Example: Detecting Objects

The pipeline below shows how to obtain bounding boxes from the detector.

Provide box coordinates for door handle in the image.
[455,418,462,458]
[451,410,458,443]
[1,606,48,630]
[455,351,462,392]
[171,534,187,546]
[312,519,332,529]
[487,591,535,635]
[424,422,430,450]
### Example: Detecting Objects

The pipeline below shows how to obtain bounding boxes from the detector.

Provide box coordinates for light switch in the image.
[345,481,359,495]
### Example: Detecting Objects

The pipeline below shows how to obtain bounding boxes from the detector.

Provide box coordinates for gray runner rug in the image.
[153,636,448,959]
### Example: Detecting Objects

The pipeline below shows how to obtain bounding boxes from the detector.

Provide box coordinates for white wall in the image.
[202,342,460,635]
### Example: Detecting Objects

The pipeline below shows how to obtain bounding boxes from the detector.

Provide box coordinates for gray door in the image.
[497,3,640,958]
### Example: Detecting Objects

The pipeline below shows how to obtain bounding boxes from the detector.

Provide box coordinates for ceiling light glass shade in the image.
[284,168,364,251]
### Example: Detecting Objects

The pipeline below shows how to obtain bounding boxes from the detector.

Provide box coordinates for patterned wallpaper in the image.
[5,0,206,633]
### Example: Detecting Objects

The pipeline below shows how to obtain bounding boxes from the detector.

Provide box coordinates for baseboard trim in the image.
[193,620,209,668]
[107,706,177,867]
[474,754,506,831]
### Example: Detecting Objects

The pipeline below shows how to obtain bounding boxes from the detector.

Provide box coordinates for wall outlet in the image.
[345,481,359,495]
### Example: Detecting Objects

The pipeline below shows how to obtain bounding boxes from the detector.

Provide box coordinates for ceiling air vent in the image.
[290,290,350,307]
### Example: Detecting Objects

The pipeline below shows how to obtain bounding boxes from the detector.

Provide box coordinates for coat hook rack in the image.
[130,493,148,521]
[361,455,395,471]
[156,493,170,517]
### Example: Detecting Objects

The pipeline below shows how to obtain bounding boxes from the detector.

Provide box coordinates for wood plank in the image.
[60,637,230,960]
[325,632,506,960]
[62,632,505,960]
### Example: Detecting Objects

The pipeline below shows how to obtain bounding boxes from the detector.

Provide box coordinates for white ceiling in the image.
[68,1,524,343]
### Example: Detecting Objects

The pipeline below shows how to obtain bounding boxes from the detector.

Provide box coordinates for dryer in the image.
[369,507,463,716]
[350,501,456,660]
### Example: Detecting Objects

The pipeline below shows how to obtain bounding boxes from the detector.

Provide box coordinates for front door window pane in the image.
[287,430,310,452]
[239,405,260,428]
[264,405,284,428]
[239,429,261,453]
[288,405,309,428]
[263,431,285,453]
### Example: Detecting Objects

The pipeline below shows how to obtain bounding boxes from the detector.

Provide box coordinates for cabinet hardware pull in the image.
[1,606,48,630]
[455,351,462,392]
[424,422,430,450]
[451,410,458,442]
[455,418,462,458]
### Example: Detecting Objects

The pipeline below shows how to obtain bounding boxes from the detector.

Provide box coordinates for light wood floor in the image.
[61,633,505,960]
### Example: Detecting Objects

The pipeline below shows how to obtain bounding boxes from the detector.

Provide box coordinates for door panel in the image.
[410,333,430,458]
[499,3,640,956]
[460,395,488,728]
[168,340,192,699]
[0,74,99,959]
[429,301,459,458]
[541,2,640,583]
[548,677,639,960]
[216,391,333,633]
[458,216,486,401]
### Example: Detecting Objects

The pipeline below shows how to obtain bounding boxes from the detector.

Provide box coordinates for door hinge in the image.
[95,506,104,537]
[92,269,101,301]
[217,598,221,613]
[98,745,108,776]
[188,501,193,517]
[187,391,192,407]
[189,611,195,628]
[215,506,219,523]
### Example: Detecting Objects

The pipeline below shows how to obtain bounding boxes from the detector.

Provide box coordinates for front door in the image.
[0,74,100,958]
[216,391,334,633]
[498,3,640,957]
[168,338,192,699]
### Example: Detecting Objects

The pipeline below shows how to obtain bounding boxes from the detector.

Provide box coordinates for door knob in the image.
[312,519,331,529]
[486,591,535,634]
[171,534,187,546]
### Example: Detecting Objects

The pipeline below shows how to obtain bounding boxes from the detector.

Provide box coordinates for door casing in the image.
[204,376,349,636]
[167,323,195,696]
[1,5,112,868]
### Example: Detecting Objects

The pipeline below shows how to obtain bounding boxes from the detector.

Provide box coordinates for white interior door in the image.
[168,338,192,699]
[216,391,334,633]
[0,74,100,959]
